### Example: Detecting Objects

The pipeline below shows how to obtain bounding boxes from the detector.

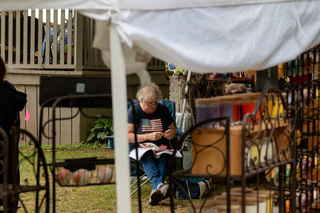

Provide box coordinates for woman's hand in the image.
[164,129,175,140]
[148,132,164,141]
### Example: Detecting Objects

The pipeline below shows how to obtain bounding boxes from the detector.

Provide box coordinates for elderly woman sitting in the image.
[127,82,177,205]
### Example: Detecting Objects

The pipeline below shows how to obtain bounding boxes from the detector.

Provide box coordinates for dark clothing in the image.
[128,102,174,151]
[0,80,26,211]
[0,16,43,63]
[0,81,27,139]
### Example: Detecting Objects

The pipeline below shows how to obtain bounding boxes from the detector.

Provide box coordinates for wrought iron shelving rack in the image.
[283,45,320,212]
[0,127,50,212]
[169,86,296,213]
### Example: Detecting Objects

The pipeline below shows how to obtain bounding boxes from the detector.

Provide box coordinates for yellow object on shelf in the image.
[249,140,273,165]
[267,99,284,119]
[246,70,256,76]
[278,64,284,77]
[296,130,301,146]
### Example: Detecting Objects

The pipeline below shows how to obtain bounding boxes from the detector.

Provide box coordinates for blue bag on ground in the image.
[176,178,211,199]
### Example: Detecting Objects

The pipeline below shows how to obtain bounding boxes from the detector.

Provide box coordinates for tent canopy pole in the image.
[109,23,131,213]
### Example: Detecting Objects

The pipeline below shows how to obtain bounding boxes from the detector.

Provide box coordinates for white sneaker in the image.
[159,184,170,200]
[149,188,163,205]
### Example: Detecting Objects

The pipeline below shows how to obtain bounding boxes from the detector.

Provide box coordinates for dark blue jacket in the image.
[0,81,27,139]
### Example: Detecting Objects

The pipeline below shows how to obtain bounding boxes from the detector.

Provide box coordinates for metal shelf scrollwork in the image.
[169,86,296,213]
[242,86,296,176]
[240,86,296,213]
[0,127,50,212]
[169,117,231,213]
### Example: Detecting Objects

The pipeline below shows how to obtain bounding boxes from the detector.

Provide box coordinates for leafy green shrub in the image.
[86,118,113,144]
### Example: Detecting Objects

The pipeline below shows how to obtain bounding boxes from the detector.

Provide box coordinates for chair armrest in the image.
[103,135,114,140]
[176,128,184,138]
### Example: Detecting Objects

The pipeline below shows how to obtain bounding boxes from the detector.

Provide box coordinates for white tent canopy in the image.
[1,0,320,212]
[2,0,320,74]
[92,1,320,75]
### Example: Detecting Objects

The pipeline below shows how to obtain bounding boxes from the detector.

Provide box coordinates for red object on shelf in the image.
[289,74,309,83]
[241,103,262,123]
[232,103,241,123]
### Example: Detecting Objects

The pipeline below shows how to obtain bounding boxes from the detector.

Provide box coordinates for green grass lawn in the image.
[17,146,193,213]
[16,144,288,212]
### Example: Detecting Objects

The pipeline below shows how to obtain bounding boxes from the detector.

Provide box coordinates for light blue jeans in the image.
[139,151,169,190]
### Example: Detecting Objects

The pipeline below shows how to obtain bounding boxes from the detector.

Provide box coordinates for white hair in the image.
[136,82,162,102]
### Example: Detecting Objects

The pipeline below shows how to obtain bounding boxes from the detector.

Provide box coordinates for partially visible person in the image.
[128,82,177,205]
[0,55,27,212]
[42,22,54,64]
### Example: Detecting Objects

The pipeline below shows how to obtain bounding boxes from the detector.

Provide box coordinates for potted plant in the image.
[86,117,114,148]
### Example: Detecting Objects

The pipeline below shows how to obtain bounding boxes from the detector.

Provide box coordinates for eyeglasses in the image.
[144,100,158,107]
